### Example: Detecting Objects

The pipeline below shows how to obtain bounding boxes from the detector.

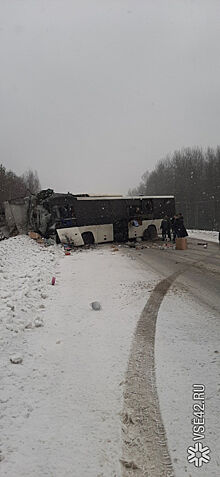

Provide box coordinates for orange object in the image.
[176,238,187,250]
[28,231,41,240]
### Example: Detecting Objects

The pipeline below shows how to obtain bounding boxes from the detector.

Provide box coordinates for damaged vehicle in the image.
[1,189,175,246]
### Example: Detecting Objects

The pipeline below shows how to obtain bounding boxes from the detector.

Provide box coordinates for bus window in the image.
[142,199,153,219]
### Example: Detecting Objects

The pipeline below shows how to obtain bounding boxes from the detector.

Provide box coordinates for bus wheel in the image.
[82,231,95,245]
[143,228,150,241]
[143,225,157,241]
[147,225,157,240]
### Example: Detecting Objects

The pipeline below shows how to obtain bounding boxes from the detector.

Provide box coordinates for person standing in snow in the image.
[176,213,188,238]
[160,216,171,241]
[171,215,178,242]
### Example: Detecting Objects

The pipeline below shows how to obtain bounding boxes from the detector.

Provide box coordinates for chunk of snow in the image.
[34,318,44,328]
[10,356,23,364]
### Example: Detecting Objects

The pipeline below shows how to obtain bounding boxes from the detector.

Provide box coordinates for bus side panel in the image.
[128,219,161,239]
[142,219,161,235]
[57,224,113,245]
[96,224,113,243]
[57,227,84,245]
[128,223,143,239]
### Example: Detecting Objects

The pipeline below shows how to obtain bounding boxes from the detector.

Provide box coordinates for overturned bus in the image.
[2,190,175,245]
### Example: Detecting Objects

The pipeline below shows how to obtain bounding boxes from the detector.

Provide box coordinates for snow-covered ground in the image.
[156,286,220,477]
[188,229,219,243]
[1,236,219,476]
[0,237,157,476]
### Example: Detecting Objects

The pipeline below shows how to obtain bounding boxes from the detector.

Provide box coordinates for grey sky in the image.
[0,0,220,194]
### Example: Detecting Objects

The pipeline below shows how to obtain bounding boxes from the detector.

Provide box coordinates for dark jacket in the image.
[176,216,188,238]
[160,219,168,232]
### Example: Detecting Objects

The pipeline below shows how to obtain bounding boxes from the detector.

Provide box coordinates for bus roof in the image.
[77,195,174,201]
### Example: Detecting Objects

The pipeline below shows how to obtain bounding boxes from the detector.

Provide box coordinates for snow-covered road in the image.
[0,236,219,476]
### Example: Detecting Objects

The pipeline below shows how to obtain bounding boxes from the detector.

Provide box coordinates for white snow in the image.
[0,237,157,476]
[1,235,219,476]
[188,229,219,243]
[155,289,220,476]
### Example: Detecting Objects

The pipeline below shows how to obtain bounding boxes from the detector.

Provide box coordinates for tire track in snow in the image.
[121,271,180,477]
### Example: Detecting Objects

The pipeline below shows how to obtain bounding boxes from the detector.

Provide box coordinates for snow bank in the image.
[0,235,58,338]
[0,240,157,476]
[188,229,219,243]
[0,235,60,471]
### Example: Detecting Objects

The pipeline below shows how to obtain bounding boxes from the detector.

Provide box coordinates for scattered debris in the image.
[64,244,73,250]
[119,458,139,469]
[24,322,33,329]
[127,241,136,248]
[28,231,41,240]
[10,355,23,364]
[90,301,101,311]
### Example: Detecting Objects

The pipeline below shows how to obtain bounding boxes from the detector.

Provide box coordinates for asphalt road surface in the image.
[134,238,220,313]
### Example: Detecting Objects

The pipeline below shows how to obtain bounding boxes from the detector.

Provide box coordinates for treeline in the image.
[129,147,220,230]
[0,164,41,206]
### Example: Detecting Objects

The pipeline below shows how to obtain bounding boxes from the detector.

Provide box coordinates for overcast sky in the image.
[0,0,220,194]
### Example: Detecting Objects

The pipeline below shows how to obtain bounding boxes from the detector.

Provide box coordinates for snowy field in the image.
[188,229,219,243]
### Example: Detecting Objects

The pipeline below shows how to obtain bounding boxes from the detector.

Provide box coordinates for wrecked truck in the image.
[1,190,175,245]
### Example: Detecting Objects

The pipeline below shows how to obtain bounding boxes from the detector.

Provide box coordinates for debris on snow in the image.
[24,322,33,330]
[10,355,23,364]
[119,458,139,469]
[28,231,41,241]
[90,301,102,311]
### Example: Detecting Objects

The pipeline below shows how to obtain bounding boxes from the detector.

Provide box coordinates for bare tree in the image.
[129,147,220,229]
[0,165,41,206]
[22,169,41,195]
